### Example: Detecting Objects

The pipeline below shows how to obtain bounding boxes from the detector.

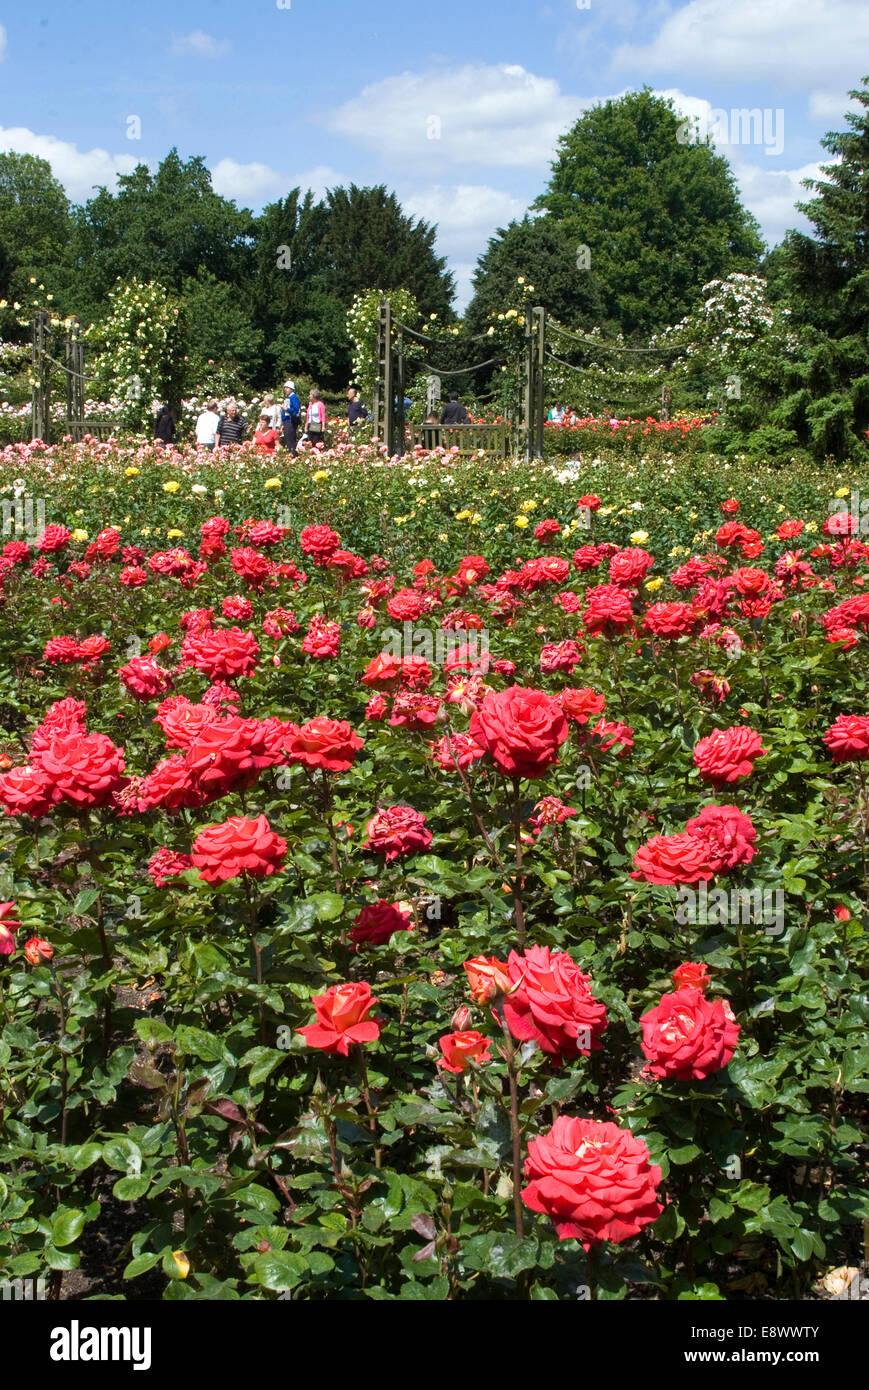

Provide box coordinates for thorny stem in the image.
[357,1047,382,1168]
[497,1011,525,1239]
[443,725,506,869]
[49,962,70,1146]
[244,875,266,1045]
[511,777,526,950]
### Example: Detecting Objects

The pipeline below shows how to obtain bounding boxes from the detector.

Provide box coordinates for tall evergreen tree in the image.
[465,215,608,334]
[0,153,71,310]
[775,78,869,458]
[532,90,763,338]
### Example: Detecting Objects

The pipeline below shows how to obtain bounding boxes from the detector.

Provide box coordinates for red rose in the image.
[30,698,87,756]
[284,718,364,772]
[503,944,607,1061]
[184,717,280,797]
[456,555,490,586]
[720,498,740,514]
[190,814,287,883]
[534,518,563,543]
[529,796,577,833]
[437,1030,492,1073]
[672,961,710,992]
[119,565,148,587]
[119,656,172,700]
[470,686,568,780]
[0,901,20,956]
[577,494,601,512]
[363,804,432,861]
[0,763,54,817]
[609,547,653,586]
[137,756,203,812]
[365,693,388,721]
[464,955,512,1003]
[246,519,285,547]
[522,1115,663,1246]
[300,524,340,564]
[361,652,403,690]
[230,547,273,590]
[776,519,804,540]
[301,616,341,658]
[582,583,636,636]
[297,981,381,1055]
[262,607,300,639]
[693,725,767,785]
[386,588,426,621]
[432,732,485,771]
[519,556,571,589]
[631,832,718,885]
[184,627,260,681]
[38,524,71,554]
[37,732,125,808]
[155,697,219,749]
[77,635,111,663]
[640,988,739,1080]
[44,636,81,665]
[222,595,254,621]
[573,545,604,571]
[559,687,606,725]
[589,718,634,756]
[23,935,53,965]
[684,804,756,871]
[148,846,194,887]
[643,601,698,639]
[350,900,413,950]
[539,639,583,674]
[823,714,869,763]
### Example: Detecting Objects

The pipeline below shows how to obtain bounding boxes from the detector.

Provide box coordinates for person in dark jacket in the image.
[347,387,369,425]
[440,392,469,425]
[280,380,302,454]
[153,404,175,447]
[216,401,247,448]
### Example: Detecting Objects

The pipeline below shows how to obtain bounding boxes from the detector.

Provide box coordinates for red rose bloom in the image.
[464,955,511,1003]
[184,627,260,681]
[386,588,426,621]
[503,944,607,1060]
[693,725,767,785]
[0,763,54,817]
[470,686,568,780]
[684,804,757,871]
[573,544,604,571]
[361,652,403,690]
[389,691,442,731]
[23,936,53,965]
[284,718,364,772]
[297,981,381,1055]
[365,693,388,721]
[363,804,432,861]
[37,732,125,808]
[776,519,804,540]
[137,756,203,812]
[350,900,413,950]
[301,616,341,658]
[672,961,711,992]
[823,714,869,763]
[559,687,606,725]
[534,518,563,543]
[631,832,718,885]
[609,548,653,586]
[589,718,634,756]
[44,636,81,665]
[583,583,636,637]
[299,524,340,564]
[119,656,172,700]
[222,595,254,621]
[640,988,740,1080]
[437,1030,492,1073]
[119,565,148,587]
[190,814,287,883]
[455,555,490,586]
[184,717,279,797]
[539,639,583,674]
[154,698,219,749]
[0,901,20,956]
[643,602,698,639]
[720,498,740,514]
[432,732,485,771]
[230,547,273,590]
[148,847,194,887]
[77,635,111,664]
[522,1115,663,1246]
[262,607,300,639]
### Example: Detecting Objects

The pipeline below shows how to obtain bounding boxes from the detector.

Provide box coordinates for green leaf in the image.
[52,1208,87,1247]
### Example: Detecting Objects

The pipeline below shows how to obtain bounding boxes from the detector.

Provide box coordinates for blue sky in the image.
[0,0,866,307]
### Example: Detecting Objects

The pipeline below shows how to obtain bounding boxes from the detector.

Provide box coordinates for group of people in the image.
[547,402,582,425]
[153,382,370,455]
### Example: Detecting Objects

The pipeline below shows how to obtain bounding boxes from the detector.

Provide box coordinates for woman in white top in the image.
[305,390,326,449]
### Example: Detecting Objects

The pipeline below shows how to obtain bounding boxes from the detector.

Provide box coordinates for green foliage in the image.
[85,278,186,429]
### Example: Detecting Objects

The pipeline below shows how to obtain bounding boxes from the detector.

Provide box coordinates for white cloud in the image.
[0,25,7,62]
[170,30,230,60]
[0,127,137,201]
[210,159,345,204]
[732,158,821,243]
[615,0,869,89]
[325,64,589,170]
[401,184,530,310]
[808,89,862,123]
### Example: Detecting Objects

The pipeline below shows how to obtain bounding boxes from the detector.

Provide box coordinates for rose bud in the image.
[24,936,53,965]
[451,1005,472,1031]
[464,955,512,1004]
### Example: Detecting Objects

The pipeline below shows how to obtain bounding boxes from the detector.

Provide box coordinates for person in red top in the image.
[254,412,279,454]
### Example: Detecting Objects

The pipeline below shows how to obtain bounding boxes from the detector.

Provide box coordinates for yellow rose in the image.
[125,466,139,477]
[630,530,649,544]
[521,499,538,512]
[71,528,88,543]
[514,515,529,528]
[835,486,850,499]
[645,577,664,592]
[313,470,330,482]
[167,529,184,539]
[264,477,281,489]
[163,481,180,493]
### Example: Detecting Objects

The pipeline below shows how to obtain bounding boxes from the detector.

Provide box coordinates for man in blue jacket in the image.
[280,380,302,454]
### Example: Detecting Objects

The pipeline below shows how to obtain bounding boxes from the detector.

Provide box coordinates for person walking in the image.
[262,394,283,431]
[280,380,302,454]
[195,399,220,451]
[216,401,247,448]
[254,412,280,454]
[153,404,175,447]
[440,392,469,425]
[304,389,326,450]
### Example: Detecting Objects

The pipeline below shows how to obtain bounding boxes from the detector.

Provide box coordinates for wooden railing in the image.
[409,423,513,457]
[59,419,117,442]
